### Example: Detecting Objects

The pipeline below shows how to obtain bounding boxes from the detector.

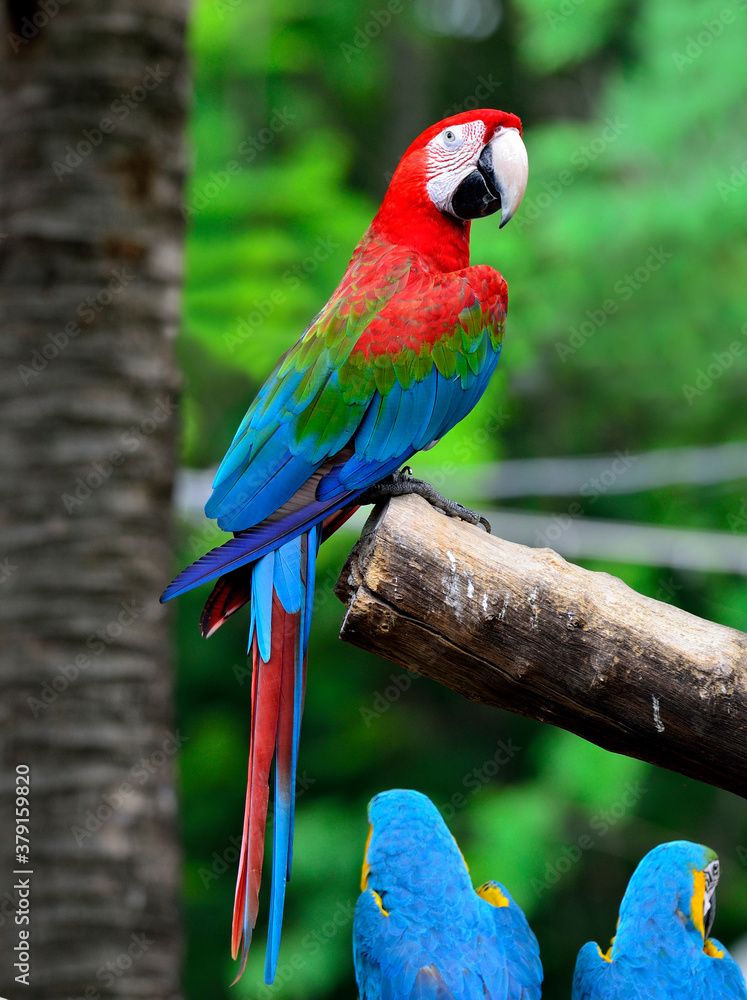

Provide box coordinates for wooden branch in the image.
[335,496,747,799]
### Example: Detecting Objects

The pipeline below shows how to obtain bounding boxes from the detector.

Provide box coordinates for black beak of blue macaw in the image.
[450,127,528,227]
[704,892,716,939]
[703,859,719,939]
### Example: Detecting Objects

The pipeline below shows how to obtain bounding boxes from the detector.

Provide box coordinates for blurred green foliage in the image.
[173,1,747,997]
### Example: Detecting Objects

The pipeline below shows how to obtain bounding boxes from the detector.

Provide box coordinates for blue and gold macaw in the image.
[573,841,747,998]
[354,789,543,1000]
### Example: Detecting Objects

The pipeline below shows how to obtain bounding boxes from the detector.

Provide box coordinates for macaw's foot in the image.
[358,467,491,533]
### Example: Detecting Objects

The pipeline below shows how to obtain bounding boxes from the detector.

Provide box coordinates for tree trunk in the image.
[0,3,189,997]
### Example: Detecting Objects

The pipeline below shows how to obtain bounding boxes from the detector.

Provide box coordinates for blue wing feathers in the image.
[209,424,295,514]
[253,367,306,430]
[203,309,501,542]
[371,382,415,464]
[412,369,452,451]
[409,367,440,448]
[473,883,542,996]
[164,333,502,605]
[286,358,331,416]
[220,453,312,531]
[355,386,397,462]
[161,493,348,601]
[323,453,407,495]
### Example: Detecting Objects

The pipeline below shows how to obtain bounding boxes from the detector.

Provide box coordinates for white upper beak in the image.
[489,127,529,227]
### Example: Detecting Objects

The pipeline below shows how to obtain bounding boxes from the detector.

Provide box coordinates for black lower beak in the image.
[450,145,501,221]
[704,894,716,939]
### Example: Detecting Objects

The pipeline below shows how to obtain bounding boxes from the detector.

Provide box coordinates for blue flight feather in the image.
[253,367,306,430]
[161,489,359,602]
[286,358,334,417]
[211,449,317,532]
[377,381,425,462]
[358,383,402,462]
[209,422,289,508]
[407,366,440,449]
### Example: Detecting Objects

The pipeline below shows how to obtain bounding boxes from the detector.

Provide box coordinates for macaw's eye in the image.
[442,128,463,149]
[704,860,720,892]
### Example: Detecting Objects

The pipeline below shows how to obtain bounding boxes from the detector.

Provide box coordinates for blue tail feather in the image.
[264,530,316,984]
[250,553,274,661]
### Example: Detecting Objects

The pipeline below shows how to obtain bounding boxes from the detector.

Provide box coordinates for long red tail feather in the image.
[231,608,285,978]
[221,513,355,981]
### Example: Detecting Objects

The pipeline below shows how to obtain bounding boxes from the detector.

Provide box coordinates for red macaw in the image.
[162,109,528,983]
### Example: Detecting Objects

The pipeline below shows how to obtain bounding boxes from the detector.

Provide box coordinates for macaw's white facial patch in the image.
[425,120,488,214]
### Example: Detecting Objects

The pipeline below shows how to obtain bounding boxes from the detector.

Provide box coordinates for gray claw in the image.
[358,467,491,533]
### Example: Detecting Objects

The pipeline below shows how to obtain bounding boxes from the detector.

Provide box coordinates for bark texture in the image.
[0,3,189,997]
[336,496,747,798]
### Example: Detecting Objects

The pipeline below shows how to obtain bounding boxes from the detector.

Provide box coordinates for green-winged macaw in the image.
[161,109,528,982]
[573,841,747,998]
[354,789,543,1000]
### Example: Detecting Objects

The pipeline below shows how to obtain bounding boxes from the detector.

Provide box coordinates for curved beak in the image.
[703,860,719,939]
[484,126,529,228]
[704,889,716,939]
[449,126,528,227]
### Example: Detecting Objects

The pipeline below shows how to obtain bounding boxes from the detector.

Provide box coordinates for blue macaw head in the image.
[361,789,473,914]
[614,841,721,958]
